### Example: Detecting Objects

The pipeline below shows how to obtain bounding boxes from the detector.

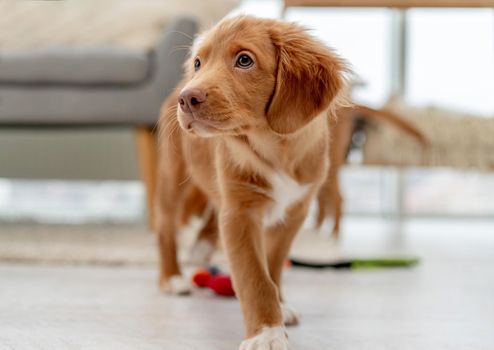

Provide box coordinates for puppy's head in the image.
[177,16,348,137]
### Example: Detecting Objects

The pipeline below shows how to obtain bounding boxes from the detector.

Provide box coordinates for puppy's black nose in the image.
[178,88,207,113]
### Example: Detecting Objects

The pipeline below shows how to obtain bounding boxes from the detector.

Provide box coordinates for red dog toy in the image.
[192,267,235,297]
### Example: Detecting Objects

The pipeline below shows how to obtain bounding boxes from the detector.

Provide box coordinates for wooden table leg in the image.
[135,126,158,231]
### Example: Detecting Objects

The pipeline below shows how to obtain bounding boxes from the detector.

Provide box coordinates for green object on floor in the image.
[289,257,420,270]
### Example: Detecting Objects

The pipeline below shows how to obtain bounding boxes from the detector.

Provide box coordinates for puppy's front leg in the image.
[220,202,288,350]
[266,201,310,326]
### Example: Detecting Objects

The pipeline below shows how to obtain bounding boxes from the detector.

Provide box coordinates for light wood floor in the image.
[0,218,493,349]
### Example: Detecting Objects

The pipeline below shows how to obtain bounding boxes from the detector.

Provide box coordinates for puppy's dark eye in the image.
[236,54,254,68]
[194,58,201,71]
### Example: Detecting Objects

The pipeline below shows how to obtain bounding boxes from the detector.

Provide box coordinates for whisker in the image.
[151,120,160,134]
[157,109,181,155]
[162,116,177,142]
[168,30,193,40]
[169,46,191,56]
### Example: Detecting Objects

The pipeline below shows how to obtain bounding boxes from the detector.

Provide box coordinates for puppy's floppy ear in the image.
[266,23,349,134]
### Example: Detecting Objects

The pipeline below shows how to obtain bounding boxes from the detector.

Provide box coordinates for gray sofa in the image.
[0,17,197,126]
[0,17,198,226]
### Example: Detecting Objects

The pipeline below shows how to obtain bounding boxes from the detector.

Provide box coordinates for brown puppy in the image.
[155,16,348,349]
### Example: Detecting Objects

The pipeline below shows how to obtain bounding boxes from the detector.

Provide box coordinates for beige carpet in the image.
[0,218,414,267]
[0,223,157,266]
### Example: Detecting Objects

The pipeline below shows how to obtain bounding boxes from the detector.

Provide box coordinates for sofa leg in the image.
[135,126,158,231]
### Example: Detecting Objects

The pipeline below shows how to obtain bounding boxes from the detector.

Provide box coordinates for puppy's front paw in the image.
[159,275,191,295]
[239,326,288,350]
[281,304,299,326]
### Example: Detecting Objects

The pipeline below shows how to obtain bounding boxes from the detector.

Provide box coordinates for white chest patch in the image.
[263,172,310,228]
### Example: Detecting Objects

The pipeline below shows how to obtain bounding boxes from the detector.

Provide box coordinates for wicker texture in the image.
[363,101,494,170]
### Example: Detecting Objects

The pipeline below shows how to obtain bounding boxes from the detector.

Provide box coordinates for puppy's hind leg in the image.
[330,187,343,238]
[178,182,208,226]
[188,209,218,266]
[315,181,330,230]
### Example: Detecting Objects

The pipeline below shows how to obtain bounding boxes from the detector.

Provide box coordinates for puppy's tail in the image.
[355,104,429,147]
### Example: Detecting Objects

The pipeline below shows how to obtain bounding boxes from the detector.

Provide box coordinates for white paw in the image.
[160,275,191,295]
[239,326,288,350]
[187,239,215,266]
[281,304,299,326]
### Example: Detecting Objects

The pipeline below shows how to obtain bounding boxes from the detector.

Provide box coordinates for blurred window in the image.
[1,1,492,223]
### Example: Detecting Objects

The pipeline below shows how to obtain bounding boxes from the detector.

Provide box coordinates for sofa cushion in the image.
[0,48,150,85]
